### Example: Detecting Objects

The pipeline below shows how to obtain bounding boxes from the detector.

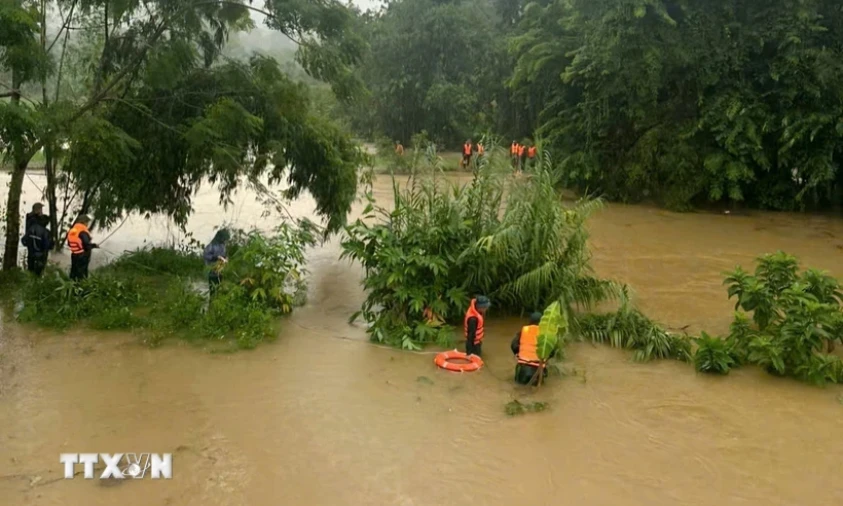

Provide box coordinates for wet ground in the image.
[1,172,842,505]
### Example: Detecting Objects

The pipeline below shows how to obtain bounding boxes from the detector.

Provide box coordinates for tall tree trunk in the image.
[2,68,29,271]
[3,161,28,271]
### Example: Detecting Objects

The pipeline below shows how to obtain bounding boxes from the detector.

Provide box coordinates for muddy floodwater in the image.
[1,172,842,505]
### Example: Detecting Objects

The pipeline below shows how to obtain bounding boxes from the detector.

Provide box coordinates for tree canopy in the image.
[1,0,365,270]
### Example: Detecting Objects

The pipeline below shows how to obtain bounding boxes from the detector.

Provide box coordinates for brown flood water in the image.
[1,172,842,505]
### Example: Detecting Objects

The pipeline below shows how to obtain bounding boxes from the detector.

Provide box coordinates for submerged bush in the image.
[693,332,736,375]
[723,252,843,385]
[342,147,657,351]
[575,304,691,362]
[15,224,313,350]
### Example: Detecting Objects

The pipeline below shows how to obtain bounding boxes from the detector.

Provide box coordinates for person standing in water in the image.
[67,215,98,281]
[464,296,490,357]
[203,229,230,295]
[511,312,550,385]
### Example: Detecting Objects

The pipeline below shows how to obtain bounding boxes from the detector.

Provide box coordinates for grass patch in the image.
[14,222,315,350]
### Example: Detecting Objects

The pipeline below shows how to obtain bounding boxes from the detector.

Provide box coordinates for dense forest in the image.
[342,0,843,212]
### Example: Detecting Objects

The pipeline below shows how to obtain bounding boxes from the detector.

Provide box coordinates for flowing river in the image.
[1,171,842,505]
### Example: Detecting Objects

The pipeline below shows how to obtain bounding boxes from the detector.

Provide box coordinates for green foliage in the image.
[537,301,566,361]
[342,0,522,146]
[510,0,843,211]
[574,304,692,362]
[722,252,843,385]
[342,147,626,349]
[104,248,205,278]
[2,0,366,273]
[693,332,736,375]
[224,221,316,312]
[14,227,311,350]
[17,268,143,329]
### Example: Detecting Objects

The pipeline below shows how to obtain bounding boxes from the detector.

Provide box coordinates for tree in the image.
[0,0,365,270]
[344,0,514,147]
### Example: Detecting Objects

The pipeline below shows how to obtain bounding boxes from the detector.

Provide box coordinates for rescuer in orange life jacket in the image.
[510,312,558,385]
[461,140,473,169]
[66,214,99,281]
[464,296,491,357]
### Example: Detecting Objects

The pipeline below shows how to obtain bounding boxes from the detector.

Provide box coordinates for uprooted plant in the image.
[692,252,843,385]
[16,222,315,350]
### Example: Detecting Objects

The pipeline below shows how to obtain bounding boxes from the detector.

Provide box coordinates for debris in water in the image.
[416,376,434,385]
[505,400,549,417]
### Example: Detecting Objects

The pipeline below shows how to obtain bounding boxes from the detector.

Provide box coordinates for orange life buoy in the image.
[434,350,483,373]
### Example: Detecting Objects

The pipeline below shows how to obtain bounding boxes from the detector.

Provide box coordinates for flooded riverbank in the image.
[1,172,842,505]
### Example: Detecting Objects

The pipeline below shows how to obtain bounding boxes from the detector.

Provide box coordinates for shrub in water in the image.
[693,332,736,375]
[723,252,843,385]
[225,221,315,312]
[342,146,626,350]
[572,304,691,362]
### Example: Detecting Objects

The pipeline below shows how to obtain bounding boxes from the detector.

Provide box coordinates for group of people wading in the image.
[463,296,556,385]
[510,141,538,172]
[392,139,498,170]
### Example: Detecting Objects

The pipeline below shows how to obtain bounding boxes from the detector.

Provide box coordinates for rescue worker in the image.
[464,295,490,357]
[461,139,473,169]
[21,205,54,276]
[510,141,519,169]
[510,312,557,385]
[527,145,537,168]
[203,228,230,295]
[516,143,526,172]
[67,215,98,281]
[395,141,405,156]
[476,142,485,159]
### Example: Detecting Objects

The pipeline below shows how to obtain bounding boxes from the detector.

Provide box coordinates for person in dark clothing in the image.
[511,312,557,385]
[22,211,54,276]
[464,295,490,357]
[67,215,98,281]
[203,229,230,295]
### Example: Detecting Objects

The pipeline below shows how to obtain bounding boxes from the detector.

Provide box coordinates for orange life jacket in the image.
[463,143,472,156]
[510,143,518,155]
[395,144,404,155]
[517,145,526,156]
[527,146,537,159]
[67,223,90,255]
[517,325,541,365]
[477,143,484,155]
[463,299,485,344]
